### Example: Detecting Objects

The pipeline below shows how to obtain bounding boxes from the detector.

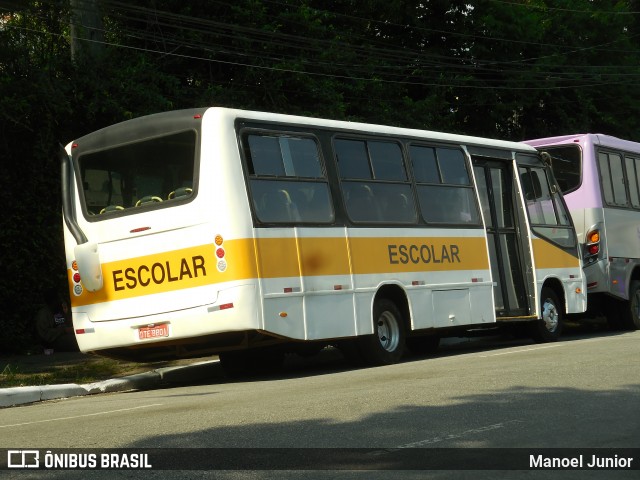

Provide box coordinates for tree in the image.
[2,0,640,353]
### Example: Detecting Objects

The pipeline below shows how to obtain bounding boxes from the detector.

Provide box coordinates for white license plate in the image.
[138,324,169,340]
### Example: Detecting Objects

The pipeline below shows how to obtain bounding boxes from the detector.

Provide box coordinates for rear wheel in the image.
[604,297,625,330]
[530,286,563,342]
[619,280,640,330]
[358,298,405,365]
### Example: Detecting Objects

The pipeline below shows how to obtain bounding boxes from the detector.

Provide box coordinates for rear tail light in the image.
[71,260,83,295]
[584,228,601,261]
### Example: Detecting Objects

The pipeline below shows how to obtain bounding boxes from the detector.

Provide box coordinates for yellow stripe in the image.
[70,235,490,306]
[350,237,488,273]
[70,240,258,306]
[255,237,351,278]
[532,238,580,269]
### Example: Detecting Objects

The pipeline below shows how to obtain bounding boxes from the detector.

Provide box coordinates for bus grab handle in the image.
[60,144,104,292]
[60,144,87,245]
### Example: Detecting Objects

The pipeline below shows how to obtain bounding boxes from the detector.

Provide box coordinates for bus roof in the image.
[210,107,537,153]
[524,133,640,153]
[73,107,538,155]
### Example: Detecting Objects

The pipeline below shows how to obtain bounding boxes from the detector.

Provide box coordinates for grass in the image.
[0,354,169,388]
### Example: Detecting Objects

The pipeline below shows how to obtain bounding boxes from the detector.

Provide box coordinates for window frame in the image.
[518,164,576,250]
[334,136,418,225]
[409,143,482,226]
[76,129,199,220]
[595,148,640,210]
[240,128,335,225]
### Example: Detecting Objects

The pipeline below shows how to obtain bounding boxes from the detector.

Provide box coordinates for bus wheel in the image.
[620,280,640,330]
[358,298,405,365]
[530,287,563,342]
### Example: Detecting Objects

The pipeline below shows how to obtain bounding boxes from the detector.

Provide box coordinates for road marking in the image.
[479,344,562,357]
[475,332,640,358]
[0,404,163,429]
[395,420,523,447]
[369,420,523,455]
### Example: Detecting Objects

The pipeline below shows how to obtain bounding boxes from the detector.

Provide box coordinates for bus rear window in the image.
[542,145,581,193]
[77,130,196,217]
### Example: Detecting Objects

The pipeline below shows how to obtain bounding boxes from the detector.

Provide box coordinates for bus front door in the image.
[473,159,531,318]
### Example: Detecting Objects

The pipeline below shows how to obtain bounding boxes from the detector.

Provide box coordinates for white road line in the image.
[478,344,563,357]
[0,404,163,429]
[396,421,522,447]
[477,332,638,358]
[369,420,523,455]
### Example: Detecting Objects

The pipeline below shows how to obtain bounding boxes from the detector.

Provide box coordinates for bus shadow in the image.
[182,319,634,386]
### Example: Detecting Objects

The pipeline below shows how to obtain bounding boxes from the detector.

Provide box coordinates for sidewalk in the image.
[0,351,220,408]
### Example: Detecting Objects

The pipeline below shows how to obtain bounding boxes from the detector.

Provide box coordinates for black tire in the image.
[406,335,440,356]
[604,297,625,331]
[619,280,640,330]
[358,298,406,366]
[530,286,563,342]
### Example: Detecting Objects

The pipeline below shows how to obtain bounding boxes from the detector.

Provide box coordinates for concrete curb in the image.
[0,360,220,408]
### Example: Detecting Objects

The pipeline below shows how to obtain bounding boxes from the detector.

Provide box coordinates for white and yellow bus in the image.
[60,108,586,368]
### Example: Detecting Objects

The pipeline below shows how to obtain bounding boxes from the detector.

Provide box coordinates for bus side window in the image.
[625,156,640,208]
[345,183,382,222]
[520,170,536,201]
[410,144,480,225]
[245,132,334,224]
[599,152,628,207]
[519,166,575,247]
[337,138,416,224]
[260,188,300,222]
[248,135,285,176]
[383,191,413,222]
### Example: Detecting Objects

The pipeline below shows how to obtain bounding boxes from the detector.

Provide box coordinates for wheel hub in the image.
[542,299,559,332]
[377,312,400,352]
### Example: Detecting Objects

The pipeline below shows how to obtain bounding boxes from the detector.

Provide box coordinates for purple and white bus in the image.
[524,134,640,330]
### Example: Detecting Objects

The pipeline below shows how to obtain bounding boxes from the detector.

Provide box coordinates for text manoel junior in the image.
[530,454,634,469]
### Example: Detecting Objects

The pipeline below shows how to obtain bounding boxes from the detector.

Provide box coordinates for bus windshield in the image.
[77,130,197,217]
[542,145,582,194]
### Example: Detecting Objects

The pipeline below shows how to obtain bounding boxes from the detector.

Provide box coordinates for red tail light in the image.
[585,228,601,260]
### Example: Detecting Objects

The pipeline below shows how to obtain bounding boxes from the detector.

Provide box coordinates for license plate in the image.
[138,324,169,340]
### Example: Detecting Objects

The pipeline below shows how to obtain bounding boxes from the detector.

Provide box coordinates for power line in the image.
[9,1,640,93]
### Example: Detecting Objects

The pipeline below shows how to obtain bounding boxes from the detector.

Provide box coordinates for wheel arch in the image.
[627,266,640,298]
[375,283,411,331]
[540,277,566,316]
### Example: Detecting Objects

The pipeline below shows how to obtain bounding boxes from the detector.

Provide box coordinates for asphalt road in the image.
[1,328,638,479]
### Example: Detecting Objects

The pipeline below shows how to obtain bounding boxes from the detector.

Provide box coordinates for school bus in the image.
[60,108,586,369]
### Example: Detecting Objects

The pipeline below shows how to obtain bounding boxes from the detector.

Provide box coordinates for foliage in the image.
[1,0,640,352]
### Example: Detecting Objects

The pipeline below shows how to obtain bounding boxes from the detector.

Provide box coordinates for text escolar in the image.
[388,244,460,265]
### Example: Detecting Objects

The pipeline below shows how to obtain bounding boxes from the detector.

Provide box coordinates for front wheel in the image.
[530,287,563,342]
[358,298,405,366]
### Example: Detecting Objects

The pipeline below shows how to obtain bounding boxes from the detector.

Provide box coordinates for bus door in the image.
[473,158,532,318]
